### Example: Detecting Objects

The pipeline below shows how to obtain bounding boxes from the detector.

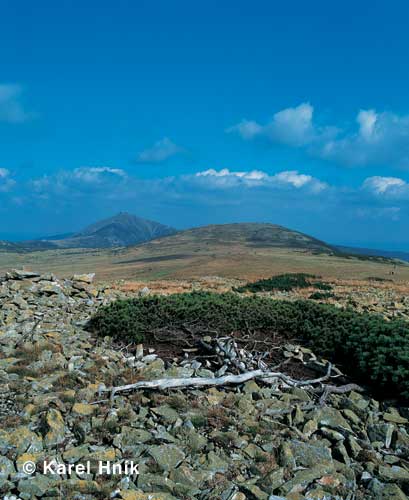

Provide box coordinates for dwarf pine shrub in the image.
[309,291,335,300]
[90,292,409,399]
[235,273,332,292]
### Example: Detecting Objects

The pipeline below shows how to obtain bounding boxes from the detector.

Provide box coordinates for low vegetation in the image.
[235,273,333,292]
[308,291,335,300]
[90,291,409,399]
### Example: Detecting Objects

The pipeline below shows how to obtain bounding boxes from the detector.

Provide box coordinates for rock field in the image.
[0,270,409,499]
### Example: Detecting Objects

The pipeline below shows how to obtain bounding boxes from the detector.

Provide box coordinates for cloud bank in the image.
[3,164,409,211]
[195,168,327,193]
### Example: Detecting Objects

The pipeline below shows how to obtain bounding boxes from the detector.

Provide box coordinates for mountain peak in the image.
[42,213,177,249]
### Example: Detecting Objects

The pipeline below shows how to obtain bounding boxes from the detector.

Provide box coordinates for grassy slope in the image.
[0,223,407,282]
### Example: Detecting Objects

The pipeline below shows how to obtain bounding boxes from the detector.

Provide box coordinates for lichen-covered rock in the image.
[72,273,95,284]
[289,440,333,468]
[149,445,186,471]
[378,465,409,483]
[72,402,95,416]
[44,409,65,447]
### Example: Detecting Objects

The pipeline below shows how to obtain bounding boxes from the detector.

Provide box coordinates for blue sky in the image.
[1,0,409,249]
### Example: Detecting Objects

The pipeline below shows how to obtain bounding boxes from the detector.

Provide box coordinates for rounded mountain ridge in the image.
[146,222,336,253]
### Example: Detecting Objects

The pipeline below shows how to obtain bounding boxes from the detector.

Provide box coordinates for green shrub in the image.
[235,273,332,293]
[89,292,409,399]
[89,292,284,343]
[309,291,335,300]
[236,273,315,292]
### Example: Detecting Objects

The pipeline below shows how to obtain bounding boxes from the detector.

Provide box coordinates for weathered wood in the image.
[105,362,334,399]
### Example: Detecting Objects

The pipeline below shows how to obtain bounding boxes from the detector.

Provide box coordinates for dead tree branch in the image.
[104,362,333,400]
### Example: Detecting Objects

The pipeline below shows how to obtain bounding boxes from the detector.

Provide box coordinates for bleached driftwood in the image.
[104,362,333,400]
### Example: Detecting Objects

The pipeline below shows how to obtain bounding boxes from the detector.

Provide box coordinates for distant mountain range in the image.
[0,213,407,263]
[335,245,409,263]
[48,212,177,249]
[0,213,177,252]
[0,240,25,252]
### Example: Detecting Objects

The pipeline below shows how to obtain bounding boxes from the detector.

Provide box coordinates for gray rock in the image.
[6,270,40,280]
[378,465,409,483]
[289,439,332,468]
[368,423,395,448]
[72,273,95,284]
[139,286,150,297]
[149,444,186,471]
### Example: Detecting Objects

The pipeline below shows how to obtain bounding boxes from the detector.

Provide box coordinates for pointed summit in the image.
[40,213,177,249]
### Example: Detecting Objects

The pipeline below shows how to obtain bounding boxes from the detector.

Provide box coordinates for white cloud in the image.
[137,137,184,163]
[273,170,328,193]
[357,109,377,141]
[30,166,328,203]
[227,103,334,148]
[196,168,267,181]
[273,170,313,188]
[194,168,267,189]
[268,103,315,146]
[363,176,407,195]
[195,168,327,193]
[0,84,32,123]
[321,110,409,168]
[229,103,409,169]
[31,166,127,197]
[226,120,263,140]
[72,167,127,183]
[0,168,15,192]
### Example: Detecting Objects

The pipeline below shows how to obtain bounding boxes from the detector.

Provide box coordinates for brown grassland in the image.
[1,238,408,283]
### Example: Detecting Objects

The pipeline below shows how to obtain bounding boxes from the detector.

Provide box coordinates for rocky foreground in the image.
[1,271,409,499]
